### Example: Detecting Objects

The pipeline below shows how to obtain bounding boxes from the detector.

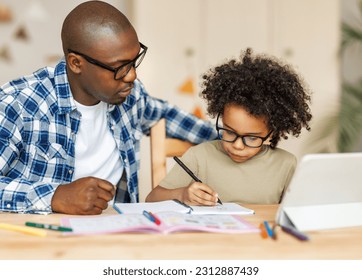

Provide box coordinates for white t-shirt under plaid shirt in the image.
[73,100,123,185]
[0,59,217,214]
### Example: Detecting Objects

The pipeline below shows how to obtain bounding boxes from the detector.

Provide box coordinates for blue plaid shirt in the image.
[0,59,217,214]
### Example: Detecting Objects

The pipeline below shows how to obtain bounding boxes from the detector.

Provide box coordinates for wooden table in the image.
[1,204,361,260]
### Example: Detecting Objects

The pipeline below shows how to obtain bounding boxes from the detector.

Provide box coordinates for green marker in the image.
[25,222,73,232]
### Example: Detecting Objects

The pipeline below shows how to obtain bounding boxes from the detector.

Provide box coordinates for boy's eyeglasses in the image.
[67,42,147,80]
[216,113,272,148]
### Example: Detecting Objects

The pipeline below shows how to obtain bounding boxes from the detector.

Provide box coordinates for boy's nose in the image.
[232,136,246,150]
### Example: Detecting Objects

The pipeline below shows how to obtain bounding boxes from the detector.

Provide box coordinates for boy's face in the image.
[219,104,271,163]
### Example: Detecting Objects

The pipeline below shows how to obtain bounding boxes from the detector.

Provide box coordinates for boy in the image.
[146,48,312,205]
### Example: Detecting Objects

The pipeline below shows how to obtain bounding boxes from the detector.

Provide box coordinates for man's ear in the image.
[66,53,82,74]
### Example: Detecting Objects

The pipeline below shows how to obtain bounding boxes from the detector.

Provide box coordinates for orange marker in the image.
[259,222,268,239]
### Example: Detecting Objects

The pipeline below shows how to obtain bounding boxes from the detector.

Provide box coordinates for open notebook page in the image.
[113,200,190,214]
[190,203,254,215]
[114,200,254,215]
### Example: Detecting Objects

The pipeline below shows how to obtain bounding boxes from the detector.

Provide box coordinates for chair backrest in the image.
[150,118,194,188]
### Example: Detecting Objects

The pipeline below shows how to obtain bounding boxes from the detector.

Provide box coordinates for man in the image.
[0,1,216,215]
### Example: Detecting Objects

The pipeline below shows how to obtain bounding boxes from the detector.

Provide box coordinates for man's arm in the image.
[0,99,57,213]
[0,100,115,214]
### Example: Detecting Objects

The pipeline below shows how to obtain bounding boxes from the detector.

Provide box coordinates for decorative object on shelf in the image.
[178,77,195,95]
[14,25,30,41]
[0,4,12,23]
[178,47,197,96]
[192,105,206,119]
[0,45,11,62]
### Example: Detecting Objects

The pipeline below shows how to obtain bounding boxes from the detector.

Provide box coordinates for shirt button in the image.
[68,170,73,174]
[124,159,128,163]
[6,204,11,208]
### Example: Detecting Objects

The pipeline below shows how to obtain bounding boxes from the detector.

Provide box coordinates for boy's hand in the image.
[181,182,219,206]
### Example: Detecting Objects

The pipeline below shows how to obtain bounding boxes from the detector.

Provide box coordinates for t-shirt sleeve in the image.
[158,146,200,189]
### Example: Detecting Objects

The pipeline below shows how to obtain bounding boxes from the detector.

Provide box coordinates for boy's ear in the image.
[66,53,82,74]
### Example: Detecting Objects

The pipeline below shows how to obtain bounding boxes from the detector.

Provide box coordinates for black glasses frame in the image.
[68,42,148,80]
[216,113,272,148]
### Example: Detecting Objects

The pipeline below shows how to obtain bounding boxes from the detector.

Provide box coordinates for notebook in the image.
[276,152,362,231]
[113,200,254,215]
[61,212,259,235]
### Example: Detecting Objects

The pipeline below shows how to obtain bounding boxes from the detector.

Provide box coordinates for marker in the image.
[173,156,223,205]
[263,221,274,238]
[271,223,278,240]
[0,223,47,237]
[25,222,73,232]
[148,212,161,225]
[259,222,268,239]
[143,210,160,225]
[281,225,309,241]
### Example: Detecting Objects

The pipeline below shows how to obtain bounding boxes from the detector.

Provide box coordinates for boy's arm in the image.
[145,183,218,206]
[145,185,183,202]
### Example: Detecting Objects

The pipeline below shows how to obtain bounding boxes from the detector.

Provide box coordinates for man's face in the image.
[69,29,144,106]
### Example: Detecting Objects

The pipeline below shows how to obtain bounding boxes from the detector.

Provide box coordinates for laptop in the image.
[276,152,362,231]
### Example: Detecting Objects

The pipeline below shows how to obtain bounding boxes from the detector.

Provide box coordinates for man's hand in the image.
[51,177,116,215]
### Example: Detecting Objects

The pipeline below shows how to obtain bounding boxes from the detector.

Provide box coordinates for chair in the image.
[150,118,194,188]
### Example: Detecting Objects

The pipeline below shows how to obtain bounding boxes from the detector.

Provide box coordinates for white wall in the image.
[0,0,128,84]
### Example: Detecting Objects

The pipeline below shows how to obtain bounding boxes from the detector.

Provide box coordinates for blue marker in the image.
[263,221,274,238]
[143,210,155,223]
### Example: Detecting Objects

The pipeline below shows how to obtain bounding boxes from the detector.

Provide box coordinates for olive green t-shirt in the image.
[159,140,296,204]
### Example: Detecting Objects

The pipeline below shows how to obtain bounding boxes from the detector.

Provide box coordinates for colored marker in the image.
[148,212,161,225]
[259,222,268,239]
[263,221,274,238]
[143,210,157,224]
[281,225,309,241]
[271,223,278,240]
[25,222,73,232]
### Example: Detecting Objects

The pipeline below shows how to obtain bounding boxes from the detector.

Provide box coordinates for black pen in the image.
[173,156,223,205]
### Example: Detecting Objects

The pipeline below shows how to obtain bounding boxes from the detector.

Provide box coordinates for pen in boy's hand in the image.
[216,197,223,205]
[173,156,223,205]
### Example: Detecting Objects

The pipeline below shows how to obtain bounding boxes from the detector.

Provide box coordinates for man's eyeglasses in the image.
[68,42,148,80]
[216,113,272,148]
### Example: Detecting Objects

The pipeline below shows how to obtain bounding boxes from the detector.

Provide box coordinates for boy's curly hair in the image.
[201,48,312,148]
